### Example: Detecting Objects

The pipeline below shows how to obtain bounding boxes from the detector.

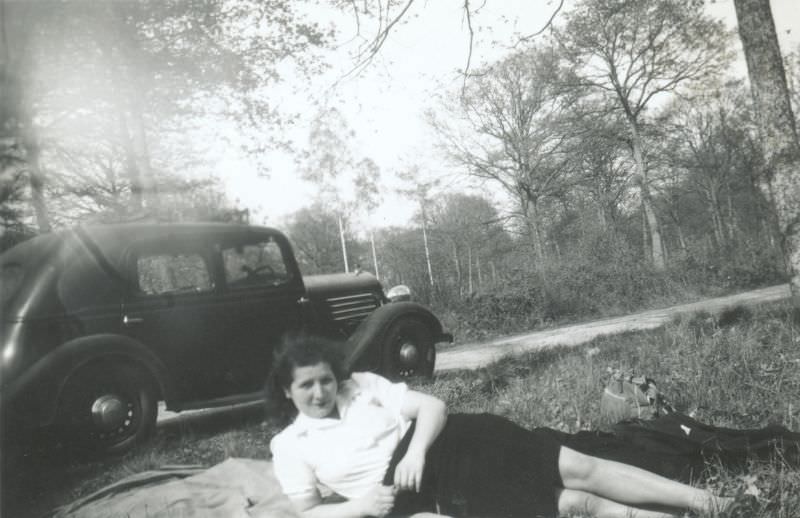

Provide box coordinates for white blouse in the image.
[270,372,411,501]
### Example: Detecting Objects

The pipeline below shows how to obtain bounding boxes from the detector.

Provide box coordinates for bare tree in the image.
[1,1,52,232]
[396,165,439,287]
[301,109,384,273]
[571,118,633,233]
[560,0,730,270]
[664,85,759,248]
[301,107,357,271]
[4,0,331,229]
[428,193,508,295]
[431,48,576,268]
[335,0,564,86]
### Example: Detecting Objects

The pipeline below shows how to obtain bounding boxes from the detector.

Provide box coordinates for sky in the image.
[221,0,800,232]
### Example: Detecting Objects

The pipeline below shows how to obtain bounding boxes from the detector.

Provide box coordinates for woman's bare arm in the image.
[394,390,448,492]
[293,486,396,518]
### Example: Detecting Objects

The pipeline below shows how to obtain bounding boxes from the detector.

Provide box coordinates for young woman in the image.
[267,337,760,518]
[264,336,759,518]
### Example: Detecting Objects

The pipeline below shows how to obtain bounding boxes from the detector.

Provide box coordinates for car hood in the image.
[303,272,385,300]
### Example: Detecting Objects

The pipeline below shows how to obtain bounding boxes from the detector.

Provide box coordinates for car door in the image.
[212,230,305,394]
[120,235,229,401]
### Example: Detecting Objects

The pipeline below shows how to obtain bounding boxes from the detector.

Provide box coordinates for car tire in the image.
[57,362,158,457]
[380,317,436,379]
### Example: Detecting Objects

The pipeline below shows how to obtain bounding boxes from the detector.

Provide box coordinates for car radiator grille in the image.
[326,292,381,322]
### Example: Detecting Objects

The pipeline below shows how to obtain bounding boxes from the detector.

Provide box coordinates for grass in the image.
[4,303,800,517]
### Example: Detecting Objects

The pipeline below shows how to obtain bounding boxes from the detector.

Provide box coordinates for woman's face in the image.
[284,362,339,419]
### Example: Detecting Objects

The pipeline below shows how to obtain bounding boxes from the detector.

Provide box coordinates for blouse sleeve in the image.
[350,371,408,417]
[270,432,318,501]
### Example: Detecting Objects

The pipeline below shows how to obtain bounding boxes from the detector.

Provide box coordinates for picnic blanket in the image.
[52,458,299,518]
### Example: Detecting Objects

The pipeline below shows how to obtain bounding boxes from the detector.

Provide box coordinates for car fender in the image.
[343,301,452,371]
[2,334,173,428]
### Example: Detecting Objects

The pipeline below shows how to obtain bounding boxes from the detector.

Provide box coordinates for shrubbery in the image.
[429,233,787,344]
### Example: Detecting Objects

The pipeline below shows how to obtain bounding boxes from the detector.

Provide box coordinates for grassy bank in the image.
[4,303,800,517]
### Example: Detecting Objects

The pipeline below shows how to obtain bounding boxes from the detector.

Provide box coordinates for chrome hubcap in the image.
[398,342,419,367]
[91,394,130,432]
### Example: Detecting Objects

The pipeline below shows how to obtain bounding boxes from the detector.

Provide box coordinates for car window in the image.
[222,238,289,288]
[137,252,212,296]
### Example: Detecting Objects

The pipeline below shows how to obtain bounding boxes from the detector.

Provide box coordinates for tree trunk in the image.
[21,127,51,232]
[108,2,157,213]
[676,223,688,254]
[129,93,158,210]
[597,203,607,231]
[337,215,349,272]
[452,240,461,295]
[524,198,546,267]
[709,189,725,247]
[2,3,50,232]
[668,207,688,253]
[467,244,473,293]
[421,206,434,286]
[603,201,616,234]
[100,30,143,215]
[641,203,649,259]
[630,121,666,270]
[117,106,143,212]
[370,231,379,279]
[726,186,737,242]
[734,0,800,305]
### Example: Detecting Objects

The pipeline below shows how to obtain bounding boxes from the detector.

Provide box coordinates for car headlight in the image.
[386,284,411,302]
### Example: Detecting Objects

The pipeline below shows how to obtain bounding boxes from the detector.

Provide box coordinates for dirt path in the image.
[435,284,791,372]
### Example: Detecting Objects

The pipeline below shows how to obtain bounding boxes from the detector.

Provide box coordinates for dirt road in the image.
[434,284,791,372]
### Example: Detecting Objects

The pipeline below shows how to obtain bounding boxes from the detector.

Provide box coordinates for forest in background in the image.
[2,0,799,340]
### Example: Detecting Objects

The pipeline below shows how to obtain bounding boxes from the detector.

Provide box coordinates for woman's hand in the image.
[355,484,396,517]
[396,390,447,494]
[394,449,426,493]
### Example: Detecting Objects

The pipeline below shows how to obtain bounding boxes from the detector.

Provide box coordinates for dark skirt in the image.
[383,412,800,518]
[384,413,564,518]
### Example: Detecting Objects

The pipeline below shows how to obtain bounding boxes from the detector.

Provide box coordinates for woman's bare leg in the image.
[558,447,732,514]
[557,488,681,518]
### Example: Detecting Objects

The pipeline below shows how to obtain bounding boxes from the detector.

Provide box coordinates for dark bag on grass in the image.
[600,373,674,423]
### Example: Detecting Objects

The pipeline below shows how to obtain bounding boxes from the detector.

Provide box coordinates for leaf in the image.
[738,474,761,498]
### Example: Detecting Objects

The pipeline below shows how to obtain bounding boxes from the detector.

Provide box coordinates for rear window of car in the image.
[137,252,213,295]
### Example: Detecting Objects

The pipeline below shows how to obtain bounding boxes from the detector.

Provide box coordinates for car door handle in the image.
[123,315,144,326]
[297,297,310,305]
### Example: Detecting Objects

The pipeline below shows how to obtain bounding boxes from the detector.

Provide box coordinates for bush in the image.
[428,226,786,344]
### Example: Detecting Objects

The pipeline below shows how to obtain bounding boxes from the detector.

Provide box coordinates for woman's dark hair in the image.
[264,333,349,425]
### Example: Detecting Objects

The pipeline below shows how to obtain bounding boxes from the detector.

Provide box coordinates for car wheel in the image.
[58,362,158,456]
[381,317,436,379]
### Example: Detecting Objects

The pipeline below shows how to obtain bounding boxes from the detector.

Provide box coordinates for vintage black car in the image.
[0,223,451,454]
